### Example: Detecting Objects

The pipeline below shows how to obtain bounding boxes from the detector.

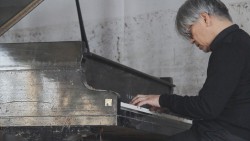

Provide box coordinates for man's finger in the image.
[130,95,144,104]
[137,100,148,107]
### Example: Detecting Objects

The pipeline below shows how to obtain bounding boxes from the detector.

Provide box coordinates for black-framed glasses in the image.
[184,25,193,39]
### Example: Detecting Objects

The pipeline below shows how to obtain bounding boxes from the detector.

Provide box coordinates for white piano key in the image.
[120,102,192,124]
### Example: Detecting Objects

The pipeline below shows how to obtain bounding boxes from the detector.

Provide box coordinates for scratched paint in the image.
[229,1,250,32]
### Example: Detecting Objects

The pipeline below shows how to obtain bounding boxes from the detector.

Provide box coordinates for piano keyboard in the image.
[120,102,192,124]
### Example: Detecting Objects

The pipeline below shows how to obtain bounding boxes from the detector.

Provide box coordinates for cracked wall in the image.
[0,0,250,96]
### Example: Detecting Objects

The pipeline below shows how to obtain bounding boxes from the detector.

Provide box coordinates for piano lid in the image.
[0,0,43,36]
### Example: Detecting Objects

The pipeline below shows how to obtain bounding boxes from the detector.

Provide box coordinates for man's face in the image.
[189,16,213,53]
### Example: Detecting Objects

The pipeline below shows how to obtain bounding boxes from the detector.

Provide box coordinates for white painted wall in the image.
[0,0,250,96]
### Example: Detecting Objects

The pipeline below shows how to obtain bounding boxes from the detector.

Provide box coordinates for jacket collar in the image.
[210,24,239,51]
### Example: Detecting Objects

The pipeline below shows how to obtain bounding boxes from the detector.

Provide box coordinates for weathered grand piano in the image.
[0,0,192,141]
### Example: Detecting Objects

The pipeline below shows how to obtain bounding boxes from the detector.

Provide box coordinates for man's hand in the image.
[130,94,161,107]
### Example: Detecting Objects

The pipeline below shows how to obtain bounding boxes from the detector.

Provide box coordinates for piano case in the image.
[0,0,192,140]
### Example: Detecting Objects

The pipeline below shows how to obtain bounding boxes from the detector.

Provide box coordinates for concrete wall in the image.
[1,0,250,96]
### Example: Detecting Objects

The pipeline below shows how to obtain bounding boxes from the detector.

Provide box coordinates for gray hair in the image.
[175,0,232,39]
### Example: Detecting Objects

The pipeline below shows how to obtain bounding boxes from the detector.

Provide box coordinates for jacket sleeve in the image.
[159,43,245,120]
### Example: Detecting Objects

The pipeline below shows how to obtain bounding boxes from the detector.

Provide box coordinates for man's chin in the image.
[199,46,211,53]
[202,48,211,53]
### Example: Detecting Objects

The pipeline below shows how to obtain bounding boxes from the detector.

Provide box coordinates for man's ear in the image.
[200,12,212,27]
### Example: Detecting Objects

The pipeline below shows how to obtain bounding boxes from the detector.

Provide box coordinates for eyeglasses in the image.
[184,25,193,39]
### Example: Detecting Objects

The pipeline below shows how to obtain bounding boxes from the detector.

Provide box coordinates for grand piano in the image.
[0,0,192,141]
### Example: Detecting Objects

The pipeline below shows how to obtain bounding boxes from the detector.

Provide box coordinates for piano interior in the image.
[0,0,192,141]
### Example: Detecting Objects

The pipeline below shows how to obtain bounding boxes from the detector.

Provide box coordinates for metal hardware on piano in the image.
[0,0,192,140]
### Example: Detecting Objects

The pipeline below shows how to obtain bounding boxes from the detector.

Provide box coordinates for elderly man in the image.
[131,0,250,140]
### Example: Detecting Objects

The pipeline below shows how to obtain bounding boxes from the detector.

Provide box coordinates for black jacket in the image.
[159,24,250,140]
